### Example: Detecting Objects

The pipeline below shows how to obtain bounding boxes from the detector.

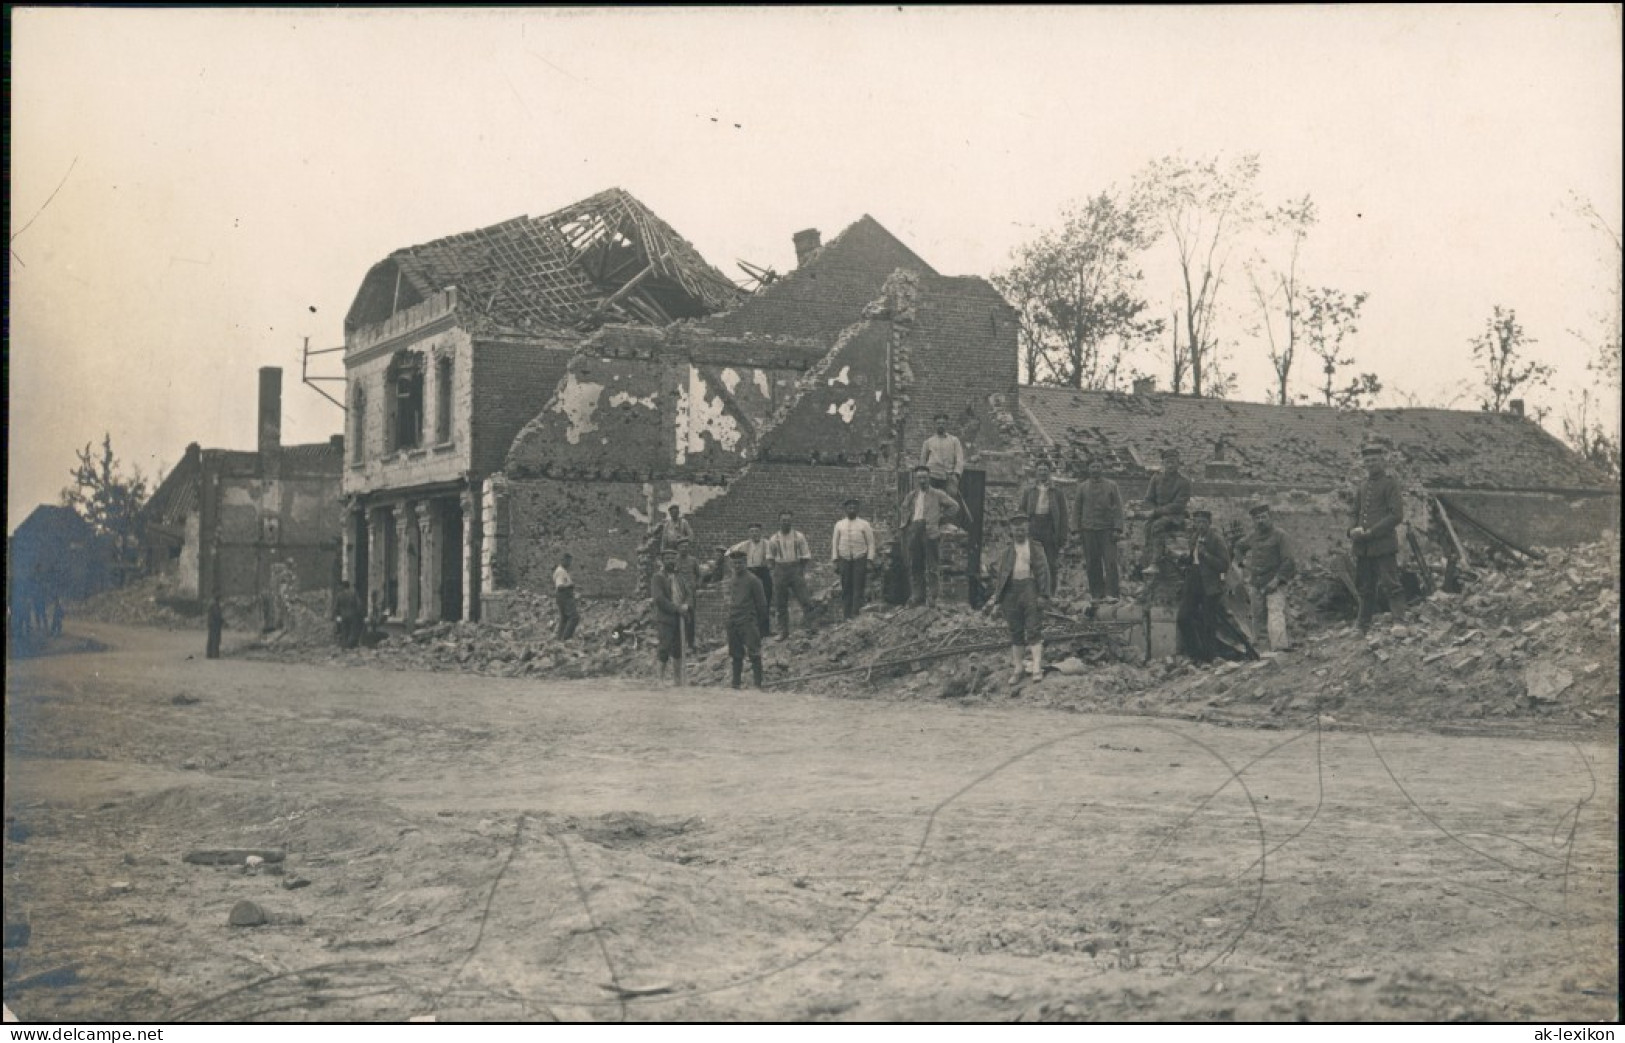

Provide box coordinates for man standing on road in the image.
[767,511,818,639]
[898,465,960,608]
[334,580,364,649]
[922,413,966,497]
[730,522,775,638]
[1136,448,1192,578]
[1350,443,1407,632]
[1073,459,1124,601]
[724,550,768,689]
[206,596,225,660]
[1236,504,1296,652]
[651,548,691,685]
[552,554,580,641]
[1019,461,1069,593]
[674,538,703,653]
[830,498,879,620]
[984,512,1051,686]
[1176,509,1231,663]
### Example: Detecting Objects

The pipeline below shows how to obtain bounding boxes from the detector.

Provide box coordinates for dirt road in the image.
[4,624,1617,1022]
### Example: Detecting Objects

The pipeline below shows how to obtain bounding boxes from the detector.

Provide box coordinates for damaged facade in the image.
[485,214,1020,608]
[143,368,344,604]
[339,188,744,623]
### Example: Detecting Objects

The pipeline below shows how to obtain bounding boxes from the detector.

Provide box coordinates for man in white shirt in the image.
[921,413,966,496]
[729,521,775,636]
[766,510,818,638]
[898,465,960,608]
[553,552,579,640]
[984,512,1052,686]
[830,497,879,620]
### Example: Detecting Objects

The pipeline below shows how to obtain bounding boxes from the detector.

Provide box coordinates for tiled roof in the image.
[697,215,940,343]
[345,188,744,336]
[1020,387,1615,491]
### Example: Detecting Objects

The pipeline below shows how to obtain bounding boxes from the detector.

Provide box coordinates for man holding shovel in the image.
[651,547,692,686]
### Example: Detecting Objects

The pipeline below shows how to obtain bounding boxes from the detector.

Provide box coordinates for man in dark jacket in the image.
[334,581,365,649]
[1176,509,1231,663]
[723,550,768,689]
[983,513,1052,686]
[206,596,225,660]
[1137,448,1192,576]
[1235,504,1296,652]
[650,548,691,686]
[1019,462,1069,589]
[1350,443,1406,631]
[1073,459,1125,600]
[898,465,960,608]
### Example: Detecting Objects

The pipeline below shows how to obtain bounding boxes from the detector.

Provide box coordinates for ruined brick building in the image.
[143,368,344,604]
[338,189,744,623]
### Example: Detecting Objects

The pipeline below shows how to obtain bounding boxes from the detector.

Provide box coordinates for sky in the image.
[9,6,1622,529]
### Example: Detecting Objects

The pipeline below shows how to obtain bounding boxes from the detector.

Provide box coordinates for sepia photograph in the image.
[6,5,1620,1027]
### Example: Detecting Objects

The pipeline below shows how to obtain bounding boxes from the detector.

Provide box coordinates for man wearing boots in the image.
[730,521,775,636]
[1236,504,1296,652]
[1350,443,1407,632]
[1136,448,1192,577]
[1073,458,1125,600]
[1176,509,1231,663]
[898,465,960,608]
[985,512,1051,686]
[650,548,691,686]
[724,549,767,689]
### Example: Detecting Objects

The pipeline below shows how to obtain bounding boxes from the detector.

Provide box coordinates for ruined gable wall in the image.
[469,336,580,479]
[755,321,895,465]
[899,279,1019,471]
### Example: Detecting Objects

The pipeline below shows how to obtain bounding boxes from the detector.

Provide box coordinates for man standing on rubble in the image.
[767,510,818,638]
[899,464,960,608]
[1074,458,1124,601]
[674,538,702,653]
[1236,504,1295,652]
[985,512,1051,686]
[730,521,774,637]
[1135,448,1192,578]
[334,580,364,649]
[655,504,694,553]
[651,547,691,685]
[831,498,879,620]
[552,553,580,641]
[724,549,767,689]
[205,596,225,660]
[1176,509,1230,663]
[922,413,966,497]
[1350,443,1407,632]
[1019,462,1069,590]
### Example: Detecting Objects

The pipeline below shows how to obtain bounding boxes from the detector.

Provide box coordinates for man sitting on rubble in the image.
[1134,448,1192,579]
[1235,504,1296,653]
[724,549,768,690]
[1350,442,1407,633]
[1176,509,1230,664]
[650,547,691,686]
[984,511,1051,686]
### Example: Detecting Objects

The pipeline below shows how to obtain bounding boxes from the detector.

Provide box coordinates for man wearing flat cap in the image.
[650,547,691,685]
[1350,443,1406,632]
[1235,503,1296,652]
[724,549,767,689]
[898,465,961,608]
[1019,461,1069,590]
[831,498,879,620]
[1137,448,1192,577]
[985,512,1051,685]
[1176,508,1231,663]
[921,413,966,496]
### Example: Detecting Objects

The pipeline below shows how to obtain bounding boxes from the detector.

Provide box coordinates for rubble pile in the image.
[72,576,206,630]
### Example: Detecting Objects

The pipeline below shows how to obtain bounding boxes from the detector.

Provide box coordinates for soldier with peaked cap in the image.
[1236,503,1296,652]
[1136,448,1192,576]
[1176,508,1231,663]
[1350,442,1406,632]
[985,511,1052,685]
[723,548,767,689]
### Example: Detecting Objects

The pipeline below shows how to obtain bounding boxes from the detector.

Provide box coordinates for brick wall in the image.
[687,463,901,562]
[756,322,895,465]
[900,277,1020,470]
[470,336,580,479]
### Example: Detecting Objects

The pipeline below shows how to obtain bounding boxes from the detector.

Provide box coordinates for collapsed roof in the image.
[344,188,745,337]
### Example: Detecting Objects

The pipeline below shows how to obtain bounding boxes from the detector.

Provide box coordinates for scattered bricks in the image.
[1524,664,1575,703]
[107,881,134,895]
[1422,650,1451,665]
[1453,652,1483,673]
[185,849,287,867]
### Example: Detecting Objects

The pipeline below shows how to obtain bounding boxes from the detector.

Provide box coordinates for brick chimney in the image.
[1132,376,1157,396]
[259,366,283,479]
[792,228,821,268]
[1508,399,1525,417]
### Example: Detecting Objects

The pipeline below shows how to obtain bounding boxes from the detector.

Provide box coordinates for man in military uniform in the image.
[1176,509,1230,663]
[1350,443,1406,632]
[723,550,768,689]
[1136,448,1192,577]
[1235,504,1296,652]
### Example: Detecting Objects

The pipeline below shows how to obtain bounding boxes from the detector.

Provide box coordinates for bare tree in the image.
[1246,195,1317,404]
[1130,153,1261,396]
[1560,388,1621,477]
[1469,305,1552,413]
[993,191,1164,389]
[1300,286,1375,407]
[61,433,149,587]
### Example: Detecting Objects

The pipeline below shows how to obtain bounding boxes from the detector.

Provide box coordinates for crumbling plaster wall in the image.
[1432,489,1621,551]
[756,320,894,465]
